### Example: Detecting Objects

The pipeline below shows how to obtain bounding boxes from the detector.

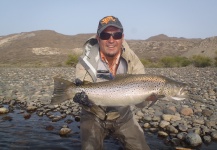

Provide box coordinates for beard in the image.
[104,52,117,57]
[103,47,119,57]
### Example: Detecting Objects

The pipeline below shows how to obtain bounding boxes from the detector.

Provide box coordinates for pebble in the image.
[178,124,188,132]
[158,131,168,137]
[59,127,71,136]
[0,67,217,147]
[185,132,202,147]
[143,123,150,128]
[166,125,178,134]
[0,107,9,114]
[162,114,173,121]
[159,120,170,128]
[26,105,37,111]
[203,135,211,143]
[177,132,187,140]
[211,131,217,140]
[180,107,193,116]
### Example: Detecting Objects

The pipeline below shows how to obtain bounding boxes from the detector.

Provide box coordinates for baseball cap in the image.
[97,16,123,35]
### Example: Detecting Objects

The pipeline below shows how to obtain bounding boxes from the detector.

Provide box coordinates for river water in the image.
[0,105,216,150]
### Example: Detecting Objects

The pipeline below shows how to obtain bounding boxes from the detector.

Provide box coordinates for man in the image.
[74,16,150,150]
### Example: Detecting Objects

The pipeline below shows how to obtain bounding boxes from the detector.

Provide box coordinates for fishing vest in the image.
[76,37,145,122]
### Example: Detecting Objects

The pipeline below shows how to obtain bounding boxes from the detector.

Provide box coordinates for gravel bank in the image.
[0,67,217,148]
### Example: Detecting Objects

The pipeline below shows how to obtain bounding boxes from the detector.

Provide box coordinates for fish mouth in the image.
[171,87,189,100]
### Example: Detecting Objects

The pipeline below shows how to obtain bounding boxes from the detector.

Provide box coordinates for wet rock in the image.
[64,119,73,124]
[211,131,217,140]
[45,125,54,131]
[143,123,150,128]
[74,116,80,122]
[177,132,187,140]
[203,135,211,144]
[171,138,181,146]
[2,116,12,121]
[59,127,71,136]
[0,107,9,114]
[37,111,44,116]
[201,126,210,135]
[9,100,16,106]
[185,133,202,147]
[26,105,37,112]
[158,131,168,137]
[23,113,31,119]
[149,128,158,133]
[52,116,62,122]
[166,125,178,134]
[188,127,201,135]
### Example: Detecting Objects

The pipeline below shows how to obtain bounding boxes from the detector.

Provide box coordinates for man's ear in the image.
[121,33,124,43]
[96,35,100,43]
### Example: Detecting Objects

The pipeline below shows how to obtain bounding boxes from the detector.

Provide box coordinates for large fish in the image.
[51,74,188,107]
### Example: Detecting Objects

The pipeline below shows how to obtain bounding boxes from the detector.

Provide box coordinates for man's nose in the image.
[108,35,115,42]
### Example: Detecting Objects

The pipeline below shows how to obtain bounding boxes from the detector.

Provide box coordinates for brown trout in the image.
[51,74,188,106]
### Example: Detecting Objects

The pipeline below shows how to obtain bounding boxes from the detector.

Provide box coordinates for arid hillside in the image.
[0,30,216,67]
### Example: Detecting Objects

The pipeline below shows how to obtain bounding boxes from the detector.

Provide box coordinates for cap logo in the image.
[101,16,116,24]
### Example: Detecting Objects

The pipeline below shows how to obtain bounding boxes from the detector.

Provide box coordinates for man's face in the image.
[97,26,124,57]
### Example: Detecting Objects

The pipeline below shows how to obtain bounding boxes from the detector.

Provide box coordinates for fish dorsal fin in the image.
[114,74,132,80]
[83,80,91,85]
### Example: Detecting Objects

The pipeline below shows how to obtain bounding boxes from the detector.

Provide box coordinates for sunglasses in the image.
[99,32,123,40]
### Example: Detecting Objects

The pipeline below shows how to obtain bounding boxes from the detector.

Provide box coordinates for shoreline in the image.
[0,67,217,148]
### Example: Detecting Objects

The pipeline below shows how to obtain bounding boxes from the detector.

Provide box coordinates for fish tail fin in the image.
[50,77,76,105]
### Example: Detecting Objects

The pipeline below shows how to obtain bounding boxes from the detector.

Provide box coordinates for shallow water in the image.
[0,105,216,150]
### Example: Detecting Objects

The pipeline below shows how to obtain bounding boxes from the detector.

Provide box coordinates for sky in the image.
[0,0,217,40]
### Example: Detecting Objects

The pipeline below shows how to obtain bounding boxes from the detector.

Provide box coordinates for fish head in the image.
[162,78,189,101]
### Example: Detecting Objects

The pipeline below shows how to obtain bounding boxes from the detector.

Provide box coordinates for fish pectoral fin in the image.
[146,94,165,108]
[135,101,150,108]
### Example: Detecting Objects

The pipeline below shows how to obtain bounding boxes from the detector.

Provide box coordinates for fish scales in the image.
[51,74,188,106]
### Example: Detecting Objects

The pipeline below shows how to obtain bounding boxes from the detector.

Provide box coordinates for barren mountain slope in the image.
[0,30,216,67]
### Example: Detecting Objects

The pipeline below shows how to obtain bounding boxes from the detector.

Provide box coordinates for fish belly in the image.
[83,86,154,106]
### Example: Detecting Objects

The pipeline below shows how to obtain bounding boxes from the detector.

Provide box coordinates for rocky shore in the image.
[0,67,217,148]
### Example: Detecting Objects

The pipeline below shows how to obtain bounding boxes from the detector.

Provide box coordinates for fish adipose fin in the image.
[50,77,75,105]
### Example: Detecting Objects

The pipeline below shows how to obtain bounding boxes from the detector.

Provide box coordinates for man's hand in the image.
[73,91,93,107]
